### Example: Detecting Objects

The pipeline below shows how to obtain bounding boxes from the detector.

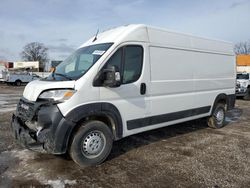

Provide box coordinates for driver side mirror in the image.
[103,65,121,87]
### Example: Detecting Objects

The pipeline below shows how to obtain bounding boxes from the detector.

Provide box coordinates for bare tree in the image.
[21,42,49,71]
[234,41,250,55]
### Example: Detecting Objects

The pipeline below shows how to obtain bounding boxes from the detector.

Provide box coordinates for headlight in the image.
[242,82,248,88]
[38,89,76,102]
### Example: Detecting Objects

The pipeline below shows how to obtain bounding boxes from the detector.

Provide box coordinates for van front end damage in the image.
[11,97,75,154]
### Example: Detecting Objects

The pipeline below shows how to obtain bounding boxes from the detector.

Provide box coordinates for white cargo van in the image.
[12,24,236,167]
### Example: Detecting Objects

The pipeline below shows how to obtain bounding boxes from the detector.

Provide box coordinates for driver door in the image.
[99,44,150,136]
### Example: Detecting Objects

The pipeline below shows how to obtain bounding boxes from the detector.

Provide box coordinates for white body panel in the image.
[22,24,236,138]
[23,80,75,101]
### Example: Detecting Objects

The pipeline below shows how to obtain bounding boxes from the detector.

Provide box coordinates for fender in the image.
[212,93,235,113]
[65,102,123,140]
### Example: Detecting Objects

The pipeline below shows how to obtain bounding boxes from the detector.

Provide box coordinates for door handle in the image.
[140,83,146,95]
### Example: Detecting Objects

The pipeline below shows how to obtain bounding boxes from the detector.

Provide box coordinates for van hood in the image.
[23,80,75,101]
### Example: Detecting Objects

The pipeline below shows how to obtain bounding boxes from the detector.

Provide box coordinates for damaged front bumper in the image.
[11,114,46,152]
[236,85,248,97]
[11,97,75,154]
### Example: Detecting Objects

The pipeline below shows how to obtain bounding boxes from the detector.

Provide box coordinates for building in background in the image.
[6,61,39,71]
[237,55,250,73]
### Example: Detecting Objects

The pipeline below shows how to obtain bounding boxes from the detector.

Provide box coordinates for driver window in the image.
[104,48,122,71]
[123,46,143,84]
[102,45,143,85]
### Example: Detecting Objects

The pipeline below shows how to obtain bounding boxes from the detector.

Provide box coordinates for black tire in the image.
[207,103,226,129]
[15,80,22,86]
[243,88,250,100]
[69,120,113,167]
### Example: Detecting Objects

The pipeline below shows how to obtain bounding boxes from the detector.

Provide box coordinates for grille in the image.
[17,99,35,121]
[236,83,240,90]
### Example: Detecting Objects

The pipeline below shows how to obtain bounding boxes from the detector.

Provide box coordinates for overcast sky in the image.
[0,0,250,61]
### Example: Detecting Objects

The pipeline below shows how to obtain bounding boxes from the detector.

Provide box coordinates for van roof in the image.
[79,24,234,55]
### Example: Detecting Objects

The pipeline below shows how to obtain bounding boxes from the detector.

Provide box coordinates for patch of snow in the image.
[47,180,65,188]
[64,179,77,185]
[46,179,77,188]
[2,149,77,187]
[225,117,238,123]
[0,101,8,105]
[0,94,21,96]
[0,106,16,113]
[4,149,36,161]
[0,93,20,113]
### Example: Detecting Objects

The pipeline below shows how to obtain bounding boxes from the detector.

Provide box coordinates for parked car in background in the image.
[236,72,250,100]
[0,62,6,82]
[2,71,40,86]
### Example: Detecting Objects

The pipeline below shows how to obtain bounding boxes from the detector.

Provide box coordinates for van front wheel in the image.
[207,103,226,129]
[70,121,113,167]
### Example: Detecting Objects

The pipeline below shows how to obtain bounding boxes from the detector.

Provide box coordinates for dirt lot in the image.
[0,84,250,188]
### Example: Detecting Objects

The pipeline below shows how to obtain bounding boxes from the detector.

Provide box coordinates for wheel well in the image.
[69,115,117,147]
[217,98,226,105]
[65,102,123,153]
[212,94,228,113]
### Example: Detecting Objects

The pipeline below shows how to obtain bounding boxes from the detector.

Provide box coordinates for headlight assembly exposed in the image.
[38,89,76,102]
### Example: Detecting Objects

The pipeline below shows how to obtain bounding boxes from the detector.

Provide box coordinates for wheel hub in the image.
[82,131,105,158]
[215,109,224,124]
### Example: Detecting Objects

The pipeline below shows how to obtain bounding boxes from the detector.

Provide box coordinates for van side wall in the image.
[140,27,235,132]
[129,27,235,135]
[192,51,235,110]
[149,45,235,117]
[149,46,195,117]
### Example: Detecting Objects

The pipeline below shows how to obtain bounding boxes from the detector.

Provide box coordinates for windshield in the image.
[46,43,113,81]
[237,73,249,80]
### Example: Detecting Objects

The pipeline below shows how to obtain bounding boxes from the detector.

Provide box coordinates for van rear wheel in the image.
[207,103,226,129]
[69,120,113,167]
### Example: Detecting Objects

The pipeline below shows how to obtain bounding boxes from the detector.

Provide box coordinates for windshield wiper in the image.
[53,73,73,80]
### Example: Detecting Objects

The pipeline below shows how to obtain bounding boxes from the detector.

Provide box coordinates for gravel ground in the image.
[0,83,250,188]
